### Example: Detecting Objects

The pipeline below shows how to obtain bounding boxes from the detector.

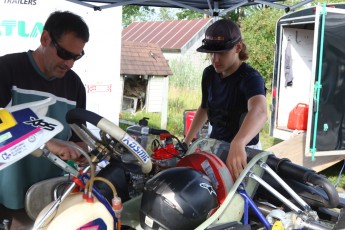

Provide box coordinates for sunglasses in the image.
[50,34,85,61]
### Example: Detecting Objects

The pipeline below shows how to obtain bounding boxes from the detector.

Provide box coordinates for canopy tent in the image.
[66,0,314,16]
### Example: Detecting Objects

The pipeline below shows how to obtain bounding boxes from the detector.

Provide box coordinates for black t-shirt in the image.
[0,51,86,142]
[0,51,86,209]
[201,62,266,145]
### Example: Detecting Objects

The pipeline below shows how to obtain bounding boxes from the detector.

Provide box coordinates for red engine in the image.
[151,133,183,173]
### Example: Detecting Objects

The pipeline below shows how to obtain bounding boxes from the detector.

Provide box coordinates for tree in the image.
[176,9,204,20]
[176,8,243,21]
[158,7,178,21]
[122,5,154,27]
[240,6,284,91]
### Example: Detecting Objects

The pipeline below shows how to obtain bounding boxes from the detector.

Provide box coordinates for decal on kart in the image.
[0,108,42,152]
[0,108,62,171]
[200,182,217,196]
[0,108,17,132]
[201,159,219,188]
[23,116,58,131]
[122,133,150,163]
[76,217,107,230]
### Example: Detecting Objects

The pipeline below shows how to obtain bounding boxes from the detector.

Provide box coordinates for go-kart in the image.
[1,99,344,230]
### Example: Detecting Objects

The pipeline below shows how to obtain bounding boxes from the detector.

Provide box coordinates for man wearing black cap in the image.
[184,19,267,179]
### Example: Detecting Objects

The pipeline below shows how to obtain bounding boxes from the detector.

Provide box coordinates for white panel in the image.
[0,0,122,134]
[147,76,165,112]
[161,77,169,129]
[276,28,314,132]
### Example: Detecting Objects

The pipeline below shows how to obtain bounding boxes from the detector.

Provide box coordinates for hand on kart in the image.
[225,142,247,180]
[175,141,189,154]
[46,139,87,164]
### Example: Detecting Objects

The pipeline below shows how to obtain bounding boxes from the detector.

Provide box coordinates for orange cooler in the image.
[287,103,309,130]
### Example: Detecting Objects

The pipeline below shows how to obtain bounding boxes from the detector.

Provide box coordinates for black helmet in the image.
[140,167,219,230]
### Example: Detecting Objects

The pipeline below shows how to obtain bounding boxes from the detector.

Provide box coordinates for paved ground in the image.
[0,205,34,230]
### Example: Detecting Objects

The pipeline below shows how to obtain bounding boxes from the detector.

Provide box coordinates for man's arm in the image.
[226,95,267,179]
[46,139,88,164]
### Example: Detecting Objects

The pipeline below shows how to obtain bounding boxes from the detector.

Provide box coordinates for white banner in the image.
[0,0,123,135]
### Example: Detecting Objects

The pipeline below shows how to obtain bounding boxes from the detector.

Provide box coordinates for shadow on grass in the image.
[319,159,345,188]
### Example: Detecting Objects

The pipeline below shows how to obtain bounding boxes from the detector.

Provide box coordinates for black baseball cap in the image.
[197,19,242,53]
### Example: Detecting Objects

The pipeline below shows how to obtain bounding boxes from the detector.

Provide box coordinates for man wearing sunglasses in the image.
[183,19,267,180]
[0,11,89,227]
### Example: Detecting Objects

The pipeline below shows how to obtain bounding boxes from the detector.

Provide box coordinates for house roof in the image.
[121,41,173,76]
[122,18,212,51]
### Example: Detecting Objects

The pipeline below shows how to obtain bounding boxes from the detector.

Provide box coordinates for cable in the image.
[51,138,95,198]
[151,139,161,152]
[84,176,117,197]
[171,134,188,155]
[334,159,345,188]
[84,176,123,229]
[151,137,183,159]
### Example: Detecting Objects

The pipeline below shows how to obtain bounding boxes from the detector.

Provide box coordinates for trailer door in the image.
[306,5,345,159]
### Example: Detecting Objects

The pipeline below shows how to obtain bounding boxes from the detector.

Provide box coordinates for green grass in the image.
[121,87,282,150]
[320,160,345,189]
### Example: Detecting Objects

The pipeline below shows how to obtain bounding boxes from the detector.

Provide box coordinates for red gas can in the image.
[183,110,197,138]
[287,103,309,130]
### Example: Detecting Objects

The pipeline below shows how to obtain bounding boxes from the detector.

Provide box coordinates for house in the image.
[120,40,172,127]
[122,18,214,69]
[121,18,214,128]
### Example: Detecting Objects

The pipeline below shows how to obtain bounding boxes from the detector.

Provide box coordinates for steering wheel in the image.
[66,108,152,174]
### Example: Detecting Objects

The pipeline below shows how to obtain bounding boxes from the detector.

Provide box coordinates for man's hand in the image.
[225,142,247,180]
[46,139,87,163]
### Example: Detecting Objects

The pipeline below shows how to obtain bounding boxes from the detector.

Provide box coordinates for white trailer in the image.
[270,3,345,165]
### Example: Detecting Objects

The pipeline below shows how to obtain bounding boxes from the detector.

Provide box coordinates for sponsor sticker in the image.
[200,182,217,196]
[145,215,154,228]
[0,108,61,171]
[121,134,150,163]
[0,132,12,144]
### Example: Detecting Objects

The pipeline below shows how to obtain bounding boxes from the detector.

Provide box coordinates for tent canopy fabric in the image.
[67,0,314,16]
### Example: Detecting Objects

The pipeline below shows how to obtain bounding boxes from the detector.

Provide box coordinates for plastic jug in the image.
[287,103,309,130]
